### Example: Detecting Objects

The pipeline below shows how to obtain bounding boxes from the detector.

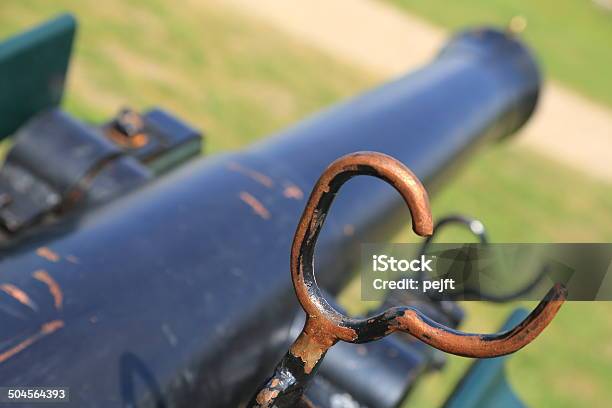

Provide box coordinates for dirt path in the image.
[219,0,612,182]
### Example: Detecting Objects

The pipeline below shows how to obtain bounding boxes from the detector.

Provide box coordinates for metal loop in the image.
[417,214,488,284]
[419,214,552,302]
[291,152,565,351]
[249,152,566,408]
[290,151,433,343]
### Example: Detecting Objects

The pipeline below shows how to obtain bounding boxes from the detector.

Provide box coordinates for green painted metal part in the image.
[443,309,530,408]
[0,14,76,139]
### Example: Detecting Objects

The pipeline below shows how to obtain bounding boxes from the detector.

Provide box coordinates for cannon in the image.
[0,14,560,408]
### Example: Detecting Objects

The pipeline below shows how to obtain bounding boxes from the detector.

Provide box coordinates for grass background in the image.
[384,1,612,406]
[1,1,611,407]
[388,0,612,108]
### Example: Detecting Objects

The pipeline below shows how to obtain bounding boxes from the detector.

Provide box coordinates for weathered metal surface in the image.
[248,153,566,407]
[313,334,427,407]
[284,290,433,408]
[0,27,542,407]
[101,108,202,174]
[0,107,202,237]
[0,109,138,233]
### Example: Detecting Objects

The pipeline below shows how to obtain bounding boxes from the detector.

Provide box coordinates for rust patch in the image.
[239,192,271,220]
[289,319,339,374]
[355,345,367,356]
[228,162,274,188]
[0,284,37,310]
[255,388,280,407]
[41,320,64,333]
[391,283,567,358]
[290,333,326,374]
[36,247,60,262]
[343,224,355,236]
[106,128,149,148]
[33,270,63,310]
[65,255,80,264]
[282,184,304,200]
[0,320,64,364]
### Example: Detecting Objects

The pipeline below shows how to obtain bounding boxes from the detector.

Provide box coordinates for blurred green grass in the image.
[387,0,612,108]
[2,1,612,407]
[379,3,612,405]
[0,0,374,153]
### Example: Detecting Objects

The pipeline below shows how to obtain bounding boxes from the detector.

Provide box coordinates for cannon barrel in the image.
[0,28,539,407]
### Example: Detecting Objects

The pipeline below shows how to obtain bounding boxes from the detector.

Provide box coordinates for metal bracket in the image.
[0,14,76,138]
[0,108,201,237]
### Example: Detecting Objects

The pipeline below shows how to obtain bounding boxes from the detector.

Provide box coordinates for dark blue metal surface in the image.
[0,28,540,407]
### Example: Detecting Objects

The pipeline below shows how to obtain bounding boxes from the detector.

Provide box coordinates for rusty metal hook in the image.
[248,152,566,408]
[416,214,489,284]
[419,214,552,302]
[421,214,489,248]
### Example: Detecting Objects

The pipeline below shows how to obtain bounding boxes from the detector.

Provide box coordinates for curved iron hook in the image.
[416,214,488,284]
[419,214,552,302]
[420,214,489,250]
[248,152,566,408]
